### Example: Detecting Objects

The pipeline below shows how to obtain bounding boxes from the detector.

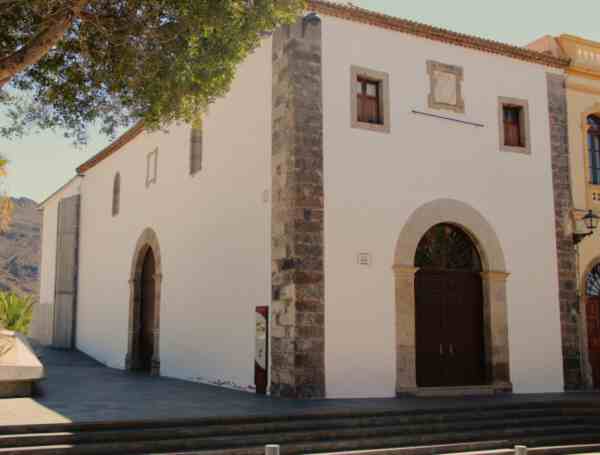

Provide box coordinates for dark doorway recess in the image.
[414,223,485,387]
[136,248,156,373]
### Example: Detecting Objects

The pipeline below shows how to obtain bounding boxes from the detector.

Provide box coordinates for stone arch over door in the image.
[393,199,511,395]
[125,228,162,376]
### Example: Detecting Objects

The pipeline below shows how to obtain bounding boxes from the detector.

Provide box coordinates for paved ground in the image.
[2,346,600,426]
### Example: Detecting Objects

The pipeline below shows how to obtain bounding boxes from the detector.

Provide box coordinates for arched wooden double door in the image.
[586,263,600,387]
[135,248,156,373]
[414,224,485,387]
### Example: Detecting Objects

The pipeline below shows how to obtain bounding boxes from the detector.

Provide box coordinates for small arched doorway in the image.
[586,263,600,387]
[136,248,156,373]
[126,228,162,376]
[414,223,485,387]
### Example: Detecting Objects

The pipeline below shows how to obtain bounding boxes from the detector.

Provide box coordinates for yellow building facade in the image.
[530,35,600,389]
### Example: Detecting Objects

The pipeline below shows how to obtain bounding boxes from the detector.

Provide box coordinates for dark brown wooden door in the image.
[587,296,600,387]
[138,249,156,373]
[415,270,485,387]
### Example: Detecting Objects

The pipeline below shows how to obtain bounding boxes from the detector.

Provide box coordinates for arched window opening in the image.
[112,172,120,217]
[587,263,600,297]
[588,115,600,185]
[414,223,482,272]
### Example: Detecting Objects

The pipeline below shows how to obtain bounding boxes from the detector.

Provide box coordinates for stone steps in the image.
[1,402,600,454]
[0,415,596,449]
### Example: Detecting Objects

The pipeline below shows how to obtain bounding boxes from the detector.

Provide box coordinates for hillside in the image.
[0,197,41,297]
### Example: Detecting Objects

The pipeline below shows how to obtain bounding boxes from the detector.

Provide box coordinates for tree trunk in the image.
[0,0,89,89]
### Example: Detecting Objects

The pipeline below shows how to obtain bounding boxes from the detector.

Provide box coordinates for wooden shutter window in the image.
[503,106,523,147]
[112,172,120,217]
[357,77,382,125]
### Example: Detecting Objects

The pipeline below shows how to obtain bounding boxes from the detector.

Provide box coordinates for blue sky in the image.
[2,0,600,203]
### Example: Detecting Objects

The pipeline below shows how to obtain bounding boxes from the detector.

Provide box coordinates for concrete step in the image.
[0,415,596,449]
[4,400,600,436]
[0,424,599,455]
[3,404,600,438]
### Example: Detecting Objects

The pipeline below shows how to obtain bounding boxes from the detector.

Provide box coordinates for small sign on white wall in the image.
[357,252,372,267]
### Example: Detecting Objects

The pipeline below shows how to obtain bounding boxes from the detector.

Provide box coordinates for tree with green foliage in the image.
[0,0,304,142]
[0,292,34,334]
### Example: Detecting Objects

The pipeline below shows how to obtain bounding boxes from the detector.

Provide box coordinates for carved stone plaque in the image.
[427,61,465,113]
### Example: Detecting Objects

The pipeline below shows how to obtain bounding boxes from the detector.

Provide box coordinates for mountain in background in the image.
[0,197,41,297]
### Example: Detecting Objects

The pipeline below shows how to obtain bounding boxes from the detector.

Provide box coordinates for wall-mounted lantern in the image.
[574,209,600,245]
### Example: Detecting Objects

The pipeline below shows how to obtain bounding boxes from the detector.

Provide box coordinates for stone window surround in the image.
[350,65,391,134]
[125,227,162,376]
[146,148,158,187]
[427,60,465,114]
[393,199,512,396]
[498,97,531,155]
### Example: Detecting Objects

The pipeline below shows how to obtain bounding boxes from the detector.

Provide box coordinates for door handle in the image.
[449,344,454,356]
[439,344,444,356]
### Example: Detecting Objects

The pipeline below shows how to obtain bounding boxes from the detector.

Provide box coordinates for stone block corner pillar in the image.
[394,265,418,395]
[547,72,583,389]
[481,271,512,391]
[270,13,324,399]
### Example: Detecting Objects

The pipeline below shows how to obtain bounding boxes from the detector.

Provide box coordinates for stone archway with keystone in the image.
[393,199,512,396]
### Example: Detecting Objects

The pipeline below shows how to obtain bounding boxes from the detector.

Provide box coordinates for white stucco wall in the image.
[74,38,272,390]
[34,178,82,345]
[320,15,565,398]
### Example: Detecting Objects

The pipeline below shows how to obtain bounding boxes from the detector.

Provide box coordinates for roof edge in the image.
[76,121,145,175]
[308,0,570,69]
[37,175,82,210]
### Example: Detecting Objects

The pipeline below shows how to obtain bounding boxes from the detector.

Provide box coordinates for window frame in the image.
[112,172,120,217]
[588,115,600,186]
[146,147,158,187]
[498,97,531,155]
[190,125,203,176]
[350,66,390,134]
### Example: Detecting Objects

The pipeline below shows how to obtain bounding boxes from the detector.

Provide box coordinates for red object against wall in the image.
[255,306,269,395]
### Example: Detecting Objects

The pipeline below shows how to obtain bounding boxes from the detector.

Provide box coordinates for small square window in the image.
[351,66,390,133]
[498,97,530,154]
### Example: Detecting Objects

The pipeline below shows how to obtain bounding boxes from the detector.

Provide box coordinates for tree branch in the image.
[0,0,89,88]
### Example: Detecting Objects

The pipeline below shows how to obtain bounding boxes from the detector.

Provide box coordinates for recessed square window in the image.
[498,97,531,154]
[351,66,390,133]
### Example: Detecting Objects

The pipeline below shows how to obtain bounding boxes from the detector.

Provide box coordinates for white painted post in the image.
[515,445,528,455]
[265,445,280,455]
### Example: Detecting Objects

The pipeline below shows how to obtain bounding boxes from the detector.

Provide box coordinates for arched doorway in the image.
[414,224,485,387]
[126,228,162,376]
[136,248,156,373]
[586,263,600,387]
[393,199,511,395]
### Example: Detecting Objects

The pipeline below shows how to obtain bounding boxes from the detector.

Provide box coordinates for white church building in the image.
[36,1,576,399]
